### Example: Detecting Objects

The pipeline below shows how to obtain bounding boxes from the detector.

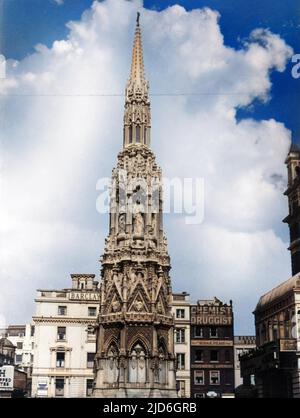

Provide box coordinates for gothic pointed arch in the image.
[104,336,119,355]
[128,335,149,355]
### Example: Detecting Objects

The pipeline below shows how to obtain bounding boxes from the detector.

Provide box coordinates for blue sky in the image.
[2,0,300,140]
[1,0,299,333]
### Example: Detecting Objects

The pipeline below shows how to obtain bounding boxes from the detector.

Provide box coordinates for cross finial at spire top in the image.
[136,11,140,26]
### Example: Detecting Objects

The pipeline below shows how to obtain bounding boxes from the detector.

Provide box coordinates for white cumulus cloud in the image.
[0,0,293,333]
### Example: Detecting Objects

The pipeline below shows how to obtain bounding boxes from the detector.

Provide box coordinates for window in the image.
[32,342,35,350]
[18,332,25,337]
[273,326,278,341]
[55,378,65,397]
[177,380,186,397]
[17,342,23,350]
[86,379,93,397]
[175,328,185,343]
[58,306,67,316]
[87,352,95,368]
[57,327,66,341]
[210,370,220,385]
[56,352,65,368]
[225,369,232,386]
[194,326,203,338]
[88,307,97,317]
[210,350,219,362]
[195,349,203,362]
[129,126,132,143]
[30,326,35,337]
[176,309,185,319]
[30,354,34,364]
[136,125,141,143]
[144,127,147,145]
[210,327,218,338]
[225,349,231,362]
[15,354,23,364]
[194,370,205,385]
[80,282,85,289]
[176,353,185,370]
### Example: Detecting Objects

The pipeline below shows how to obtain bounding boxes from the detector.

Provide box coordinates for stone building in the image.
[1,324,35,394]
[0,338,27,398]
[0,338,15,367]
[31,274,99,397]
[240,144,300,397]
[190,298,235,398]
[93,14,177,398]
[240,275,300,397]
[283,144,300,275]
[172,292,191,398]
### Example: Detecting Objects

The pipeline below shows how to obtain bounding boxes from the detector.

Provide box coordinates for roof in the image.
[289,143,300,154]
[0,337,15,348]
[255,273,300,312]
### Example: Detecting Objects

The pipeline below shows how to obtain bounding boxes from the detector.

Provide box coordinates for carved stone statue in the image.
[133,300,143,312]
[133,212,144,235]
[112,300,121,312]
[118,213,126,233]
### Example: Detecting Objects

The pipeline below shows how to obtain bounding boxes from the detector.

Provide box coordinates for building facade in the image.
[190,298,235,398]
[233,336,256,388]
[93,15,177,398]
[283,144,300,275]
[240,145,300,398]
[0,338,27,398]
[240,275,300,397]
[0,324,35,395]
[172,293,191,398]
[31,274,99,398]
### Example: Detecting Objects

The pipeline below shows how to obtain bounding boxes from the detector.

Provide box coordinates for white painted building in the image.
[233,336,256,388]
[1,324,35,396]
[31,274,99,398]
[0,324,35,376]
[172,292,191,398]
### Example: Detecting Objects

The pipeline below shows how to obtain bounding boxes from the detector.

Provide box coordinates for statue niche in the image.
[118,213,126,234]
[133,212,144,235]
[128,343,146,384]
[158,345,167,384]
[106,344,119,384]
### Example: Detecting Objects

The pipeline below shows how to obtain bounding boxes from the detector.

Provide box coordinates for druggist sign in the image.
[0,366,14,391]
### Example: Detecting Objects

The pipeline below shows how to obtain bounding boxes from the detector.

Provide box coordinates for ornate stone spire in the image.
[124,13,151,148]
[93,15,177,398]
[129,12,145,87]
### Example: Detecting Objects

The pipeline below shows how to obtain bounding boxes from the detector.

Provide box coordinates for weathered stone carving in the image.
[133,212,144,235]
[93,15,177,398]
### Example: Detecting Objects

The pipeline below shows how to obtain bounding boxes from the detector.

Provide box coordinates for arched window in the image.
[144,127,147,145]
[136,125,141,143]
[128,343,146,383]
